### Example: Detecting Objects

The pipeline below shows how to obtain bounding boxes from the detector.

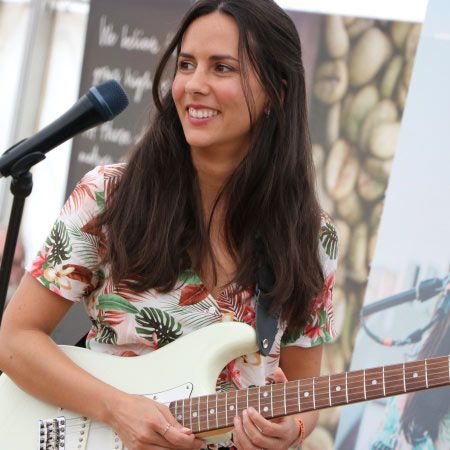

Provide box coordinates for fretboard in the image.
[169,355,450,433]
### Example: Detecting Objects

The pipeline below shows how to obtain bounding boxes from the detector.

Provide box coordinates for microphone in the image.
[361,277,444,317]
[0,80,129,178]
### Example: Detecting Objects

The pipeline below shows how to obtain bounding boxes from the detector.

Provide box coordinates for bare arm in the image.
[0,273,203,450]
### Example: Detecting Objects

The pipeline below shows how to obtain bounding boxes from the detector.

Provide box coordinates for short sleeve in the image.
[281,214,339,348]
[28,166,108,303]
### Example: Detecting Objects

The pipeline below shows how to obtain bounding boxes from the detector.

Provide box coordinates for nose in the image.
[184,67,210,95]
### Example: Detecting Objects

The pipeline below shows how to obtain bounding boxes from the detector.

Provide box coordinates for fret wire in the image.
[175,401,178,425]
[206,395,209,431]
[382,366,386,396]
[363,370,367,400]
[247,388,249,411]
[258,386,261,414]
[235,389,238,417]
[312,377,316,409]
[403,363,406,392]
[328,375,331,406]
[297,380,301,412]
[284,382,287,415]
[198,396,200,432]
[225,391,228,426]
[215,394,218,429]
[270,383,274,416]
[182,399,186,428]
[345,372,349,403]
[448,356,450,380]
[425,360,429,388]
[189,397,192,430]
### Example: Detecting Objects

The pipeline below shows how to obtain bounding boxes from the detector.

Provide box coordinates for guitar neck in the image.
[169,355,450,433]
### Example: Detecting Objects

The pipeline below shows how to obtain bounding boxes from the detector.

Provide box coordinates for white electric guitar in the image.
[0,322,449,449]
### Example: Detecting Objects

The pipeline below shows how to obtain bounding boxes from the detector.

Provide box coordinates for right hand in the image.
[107,392,206,450]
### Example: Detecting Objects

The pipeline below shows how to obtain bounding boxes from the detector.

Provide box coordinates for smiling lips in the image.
[186,105,220,121]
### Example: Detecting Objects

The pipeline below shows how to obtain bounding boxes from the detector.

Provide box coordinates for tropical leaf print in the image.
[97,293,139,314]
[62,171,98,214]
[67,222,101,268]
[103,163,126,200]
[281,327,303,346]
[165,298,220,329]
[320,221,338,260]
[178,269,203,285]
[216,285,249,322]
[95,191,105,211]
[45,220,72,265]
[135,307,182,348]
[179,284,209,306]
[63,264,93,284]
[96,323,118,345]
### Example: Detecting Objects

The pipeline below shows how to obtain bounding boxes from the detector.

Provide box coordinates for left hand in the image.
[232,368,300,450]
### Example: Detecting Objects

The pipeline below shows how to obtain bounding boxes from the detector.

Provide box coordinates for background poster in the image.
[65,1,425,448]
[334,0,450,448]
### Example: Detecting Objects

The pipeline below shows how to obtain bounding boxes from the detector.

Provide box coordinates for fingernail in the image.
[181,427,192,433]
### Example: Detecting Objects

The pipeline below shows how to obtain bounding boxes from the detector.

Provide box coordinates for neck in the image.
[190,144,244,214]
[168,355,450,434]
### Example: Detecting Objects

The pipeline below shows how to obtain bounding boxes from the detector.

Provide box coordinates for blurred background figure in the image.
[0,226,25,305]
[370,283,450,450]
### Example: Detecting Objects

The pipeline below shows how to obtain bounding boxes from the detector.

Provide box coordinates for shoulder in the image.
[82,163,127,185]
[62,163,127,217]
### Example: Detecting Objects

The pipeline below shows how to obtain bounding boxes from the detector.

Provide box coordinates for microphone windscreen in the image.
[87,80,129,120]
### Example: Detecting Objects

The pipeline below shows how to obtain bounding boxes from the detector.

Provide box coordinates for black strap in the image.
[255,263,280,356]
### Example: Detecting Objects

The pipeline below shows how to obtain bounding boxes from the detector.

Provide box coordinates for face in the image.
[172,12,268,162]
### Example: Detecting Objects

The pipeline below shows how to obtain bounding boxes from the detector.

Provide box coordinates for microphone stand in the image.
[0,143,45,327]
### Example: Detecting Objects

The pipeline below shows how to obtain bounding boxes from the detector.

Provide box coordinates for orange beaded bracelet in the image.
[293,417,305,447]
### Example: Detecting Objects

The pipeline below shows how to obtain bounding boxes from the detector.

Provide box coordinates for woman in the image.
[0,1,338,449]
[371,291,450,450]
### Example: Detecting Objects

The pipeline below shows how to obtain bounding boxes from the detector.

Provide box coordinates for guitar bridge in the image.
[39,416,66,450]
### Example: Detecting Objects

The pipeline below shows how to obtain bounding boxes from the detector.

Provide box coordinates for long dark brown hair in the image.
[98,0,324,332]
[401,296,450,443]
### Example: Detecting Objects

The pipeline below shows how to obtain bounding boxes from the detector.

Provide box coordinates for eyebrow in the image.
[178,52,239,63]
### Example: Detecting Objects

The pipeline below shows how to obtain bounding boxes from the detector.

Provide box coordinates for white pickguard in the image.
[0,322,257,449]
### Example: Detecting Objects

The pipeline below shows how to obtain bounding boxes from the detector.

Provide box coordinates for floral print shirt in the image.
[30,164,339,393]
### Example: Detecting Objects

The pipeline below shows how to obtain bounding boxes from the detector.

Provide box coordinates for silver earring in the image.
[265,108,271,117]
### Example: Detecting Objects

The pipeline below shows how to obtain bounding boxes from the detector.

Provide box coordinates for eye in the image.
[216,64,234,74]
[177,60,194,71]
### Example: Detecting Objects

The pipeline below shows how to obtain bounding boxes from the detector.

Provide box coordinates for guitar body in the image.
[0,322,258,449]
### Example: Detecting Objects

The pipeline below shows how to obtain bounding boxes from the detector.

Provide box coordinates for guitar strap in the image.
[255,263,281,356]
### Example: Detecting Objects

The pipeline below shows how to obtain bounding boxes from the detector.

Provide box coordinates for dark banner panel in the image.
[66,0,191,195]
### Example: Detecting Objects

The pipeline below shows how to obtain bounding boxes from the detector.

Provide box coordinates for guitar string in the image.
[61,364,450,430]
[60,372,450,440]
[60,362,449,429]
[60,370,450,437]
